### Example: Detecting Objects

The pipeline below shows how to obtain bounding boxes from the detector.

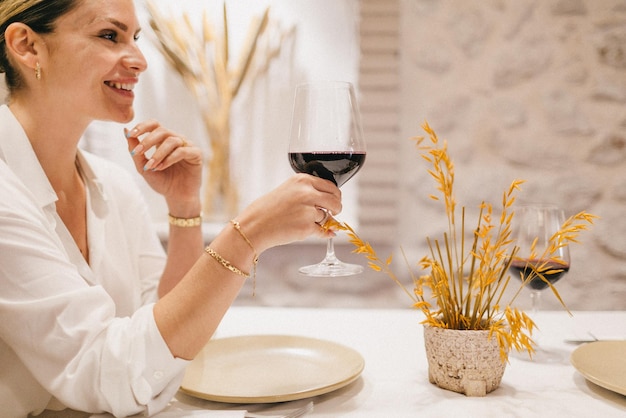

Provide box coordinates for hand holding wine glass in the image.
[509,204,570,362]
[288,81,366,277]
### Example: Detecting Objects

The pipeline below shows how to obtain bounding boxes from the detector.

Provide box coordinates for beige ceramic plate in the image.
[570,340,626,396]
[180,335,365,403]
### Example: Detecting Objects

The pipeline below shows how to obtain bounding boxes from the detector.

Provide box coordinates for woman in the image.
[0,0,341,416]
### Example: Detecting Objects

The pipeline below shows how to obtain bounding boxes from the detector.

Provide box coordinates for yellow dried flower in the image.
[328,122,597,362]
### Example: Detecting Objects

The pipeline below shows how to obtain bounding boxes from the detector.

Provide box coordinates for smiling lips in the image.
[105,81,135,92]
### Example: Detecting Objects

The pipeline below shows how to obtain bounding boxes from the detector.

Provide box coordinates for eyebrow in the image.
[103,17,141,35]
[107,18,127,31]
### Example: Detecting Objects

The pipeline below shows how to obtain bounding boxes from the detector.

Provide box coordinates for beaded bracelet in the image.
[168,213,202,228]
[204,247,249,277]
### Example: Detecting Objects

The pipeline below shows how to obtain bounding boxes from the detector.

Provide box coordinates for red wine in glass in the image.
[288,152,366,187]
[509,259,570,291]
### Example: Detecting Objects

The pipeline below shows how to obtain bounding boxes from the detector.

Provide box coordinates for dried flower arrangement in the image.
[327,122,596,361]
[146,1,294,218]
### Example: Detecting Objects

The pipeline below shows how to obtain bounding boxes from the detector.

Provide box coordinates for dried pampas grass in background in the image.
[147,1,295,218]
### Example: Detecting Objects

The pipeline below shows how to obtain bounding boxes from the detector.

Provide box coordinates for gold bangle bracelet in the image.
[168,213,202,227]
[205,247,249,277]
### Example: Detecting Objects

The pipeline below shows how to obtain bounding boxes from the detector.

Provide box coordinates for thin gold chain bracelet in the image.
[204,247,249,278]
[230,220,259,295]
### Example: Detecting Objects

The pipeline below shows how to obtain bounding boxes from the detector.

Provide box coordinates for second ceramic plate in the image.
[570,340,626,396]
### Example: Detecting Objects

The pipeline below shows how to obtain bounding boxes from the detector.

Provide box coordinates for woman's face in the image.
[40,0,147,123]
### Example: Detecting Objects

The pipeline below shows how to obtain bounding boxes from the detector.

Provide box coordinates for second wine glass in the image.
[288,81,366,277]
[509,204,570,362]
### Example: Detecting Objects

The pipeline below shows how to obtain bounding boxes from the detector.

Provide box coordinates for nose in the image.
[123,43,148,74]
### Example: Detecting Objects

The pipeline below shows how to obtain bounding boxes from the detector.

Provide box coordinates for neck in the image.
[8,97,90,192]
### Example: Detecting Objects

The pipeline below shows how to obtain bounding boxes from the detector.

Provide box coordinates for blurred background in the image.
[48,0,626,310]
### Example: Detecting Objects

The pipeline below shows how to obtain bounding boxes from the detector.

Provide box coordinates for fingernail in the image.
[131,144,143,156]
[143,158,155,171]
[125,128,138,138]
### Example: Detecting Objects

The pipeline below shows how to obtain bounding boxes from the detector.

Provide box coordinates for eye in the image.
[100,30,118,42]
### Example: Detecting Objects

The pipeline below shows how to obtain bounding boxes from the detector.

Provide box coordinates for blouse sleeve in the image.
[0,162,187,416]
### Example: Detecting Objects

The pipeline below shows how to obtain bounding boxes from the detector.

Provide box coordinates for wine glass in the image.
[288,81,366,277]
[509,204,570,362]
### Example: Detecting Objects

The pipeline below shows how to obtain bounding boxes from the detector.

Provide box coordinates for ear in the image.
[4,22,45,73]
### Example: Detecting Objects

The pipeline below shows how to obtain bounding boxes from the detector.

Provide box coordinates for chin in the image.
[108,109,135,124]
[120,113,135,123]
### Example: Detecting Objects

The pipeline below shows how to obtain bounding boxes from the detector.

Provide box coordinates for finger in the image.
[125,128,151,173]
[126,121,171,158]
[126,122,162,160]
[151,145,203,172]
[144,136,189,171]
[125,120,160,142]
[314,206,331,225]
[126,120,195,170]
[292,174,342,215]
[314,223,336,238]
[310,175,341,196]
[315,191,342,218]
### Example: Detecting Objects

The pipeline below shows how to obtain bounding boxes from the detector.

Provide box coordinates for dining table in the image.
[96,306,626,418]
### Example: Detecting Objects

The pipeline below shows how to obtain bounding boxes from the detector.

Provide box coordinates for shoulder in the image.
[0,159,31,202]
[0,159,53,229]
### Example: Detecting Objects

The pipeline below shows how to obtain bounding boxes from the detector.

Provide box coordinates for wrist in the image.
[166,197,202,219]
[231,212,272,254]
[168,213,202,228]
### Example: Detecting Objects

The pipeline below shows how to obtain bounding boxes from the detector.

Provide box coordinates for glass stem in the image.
[530,290,545,348]
[323,237,339,264]
[530,290,542,316]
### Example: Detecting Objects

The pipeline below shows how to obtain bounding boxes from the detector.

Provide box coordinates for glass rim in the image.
[295,80,354,90]
[517,203,563,211]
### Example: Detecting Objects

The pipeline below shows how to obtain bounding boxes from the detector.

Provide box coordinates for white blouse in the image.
[0,106,187,417]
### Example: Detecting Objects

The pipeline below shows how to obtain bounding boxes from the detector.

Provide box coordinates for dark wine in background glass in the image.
[509,204,570,362]
[508,259,570,291]
[288,81,367,277]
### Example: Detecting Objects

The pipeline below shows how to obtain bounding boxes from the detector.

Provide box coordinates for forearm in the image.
[153,224,255,360]
[153,174,343,360]
[157,199,204,297]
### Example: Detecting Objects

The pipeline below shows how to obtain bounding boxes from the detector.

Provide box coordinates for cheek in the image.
[48,55,94,87]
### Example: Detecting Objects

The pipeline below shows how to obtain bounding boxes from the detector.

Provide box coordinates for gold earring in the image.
[35,62,41,80]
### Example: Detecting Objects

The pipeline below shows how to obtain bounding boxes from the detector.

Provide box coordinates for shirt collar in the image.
[75,149,109,216]
[0,105,57,209]
[0,105,109,215]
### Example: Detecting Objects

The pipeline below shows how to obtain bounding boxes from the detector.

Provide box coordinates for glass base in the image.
[298,260,363,277]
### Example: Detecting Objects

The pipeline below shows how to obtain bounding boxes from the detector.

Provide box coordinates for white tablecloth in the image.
[143,307,626,418]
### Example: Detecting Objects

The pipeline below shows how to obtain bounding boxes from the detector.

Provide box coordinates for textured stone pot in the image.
[423,325,507,396]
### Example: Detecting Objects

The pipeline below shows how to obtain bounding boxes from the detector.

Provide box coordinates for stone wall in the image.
[397,0,626,310]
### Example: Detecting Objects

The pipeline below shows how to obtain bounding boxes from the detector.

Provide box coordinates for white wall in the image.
[82,0,361,225]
